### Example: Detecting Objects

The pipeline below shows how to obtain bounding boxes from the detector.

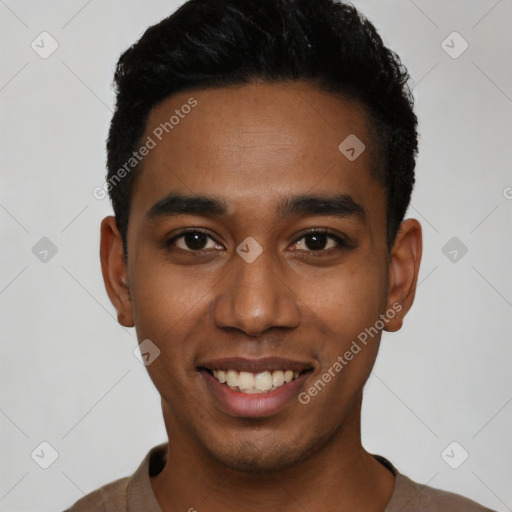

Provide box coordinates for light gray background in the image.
[1,1,511,511]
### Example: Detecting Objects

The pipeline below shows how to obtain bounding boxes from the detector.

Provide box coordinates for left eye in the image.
[291,232,344,252]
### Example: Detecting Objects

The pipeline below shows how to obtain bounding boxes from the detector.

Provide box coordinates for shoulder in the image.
[62,442,167,512]
[390,472,496,511]
[373,455,496,512]
[63,475,129,512]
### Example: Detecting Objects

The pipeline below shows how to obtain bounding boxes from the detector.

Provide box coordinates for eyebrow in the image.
[146,192,367,223]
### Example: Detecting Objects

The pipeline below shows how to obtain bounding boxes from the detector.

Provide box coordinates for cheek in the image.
[128,259,213,381]
[299,257,387,332]
[297,268,386,410]
[295,254,388,393]
[129,245,211,330]
[130,275,202,406]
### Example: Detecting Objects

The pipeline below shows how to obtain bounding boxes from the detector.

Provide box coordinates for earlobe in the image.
[384,219,422,333]
[99,216,134,328]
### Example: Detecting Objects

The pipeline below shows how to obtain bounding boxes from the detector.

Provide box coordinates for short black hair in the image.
[106,0,418,259]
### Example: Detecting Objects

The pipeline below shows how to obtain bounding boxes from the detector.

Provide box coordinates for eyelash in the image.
[165,228,348,254]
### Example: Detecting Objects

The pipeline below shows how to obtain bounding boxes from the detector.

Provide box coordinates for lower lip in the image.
[201,370,312,418]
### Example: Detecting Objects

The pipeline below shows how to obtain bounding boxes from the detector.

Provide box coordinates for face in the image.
[101,81,421,473]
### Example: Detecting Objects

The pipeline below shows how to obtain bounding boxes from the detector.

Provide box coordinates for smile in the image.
[209,369,301,394]
[198,358,314,418]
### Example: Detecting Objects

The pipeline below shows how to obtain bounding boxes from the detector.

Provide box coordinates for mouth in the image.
[203,368,303,394]
[197,357,314,418]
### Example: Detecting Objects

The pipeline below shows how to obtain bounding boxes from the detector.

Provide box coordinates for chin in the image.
[212,444,300,474]
[205,427,335,475]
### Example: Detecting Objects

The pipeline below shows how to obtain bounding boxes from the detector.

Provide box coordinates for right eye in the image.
[165,229,224,252]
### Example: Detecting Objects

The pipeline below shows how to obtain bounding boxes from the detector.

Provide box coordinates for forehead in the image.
[130,82,385,226]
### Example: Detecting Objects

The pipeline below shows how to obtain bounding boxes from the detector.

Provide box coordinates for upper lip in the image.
[197,357,313,374]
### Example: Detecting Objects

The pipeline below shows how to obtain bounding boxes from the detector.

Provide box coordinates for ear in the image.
[99,216,134,327]
[383,218,422,332]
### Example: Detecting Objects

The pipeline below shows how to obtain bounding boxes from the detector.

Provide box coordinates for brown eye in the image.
[291,230,346,252]
[167,230,222,252]
[304,233,329,251]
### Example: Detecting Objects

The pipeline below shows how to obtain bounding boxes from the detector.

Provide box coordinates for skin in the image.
[100,81,422,512]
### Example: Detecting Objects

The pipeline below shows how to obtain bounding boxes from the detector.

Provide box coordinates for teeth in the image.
[272,370,285,387]
[238,371,254,390]
[226,369,238,387]
[254,371,273,391]
[211,368,301,394]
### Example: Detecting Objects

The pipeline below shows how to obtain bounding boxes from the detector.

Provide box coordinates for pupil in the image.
[185,232,207,250]
[306,234,327,251]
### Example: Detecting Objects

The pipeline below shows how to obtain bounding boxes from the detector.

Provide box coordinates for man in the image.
[65,0,494,510]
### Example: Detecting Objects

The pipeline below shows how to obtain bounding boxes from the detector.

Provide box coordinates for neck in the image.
[151,397,395,512]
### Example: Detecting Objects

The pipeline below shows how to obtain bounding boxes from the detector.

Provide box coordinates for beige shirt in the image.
[64,443,495,511]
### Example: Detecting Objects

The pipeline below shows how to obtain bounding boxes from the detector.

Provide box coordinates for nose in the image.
[211,247,301,337]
